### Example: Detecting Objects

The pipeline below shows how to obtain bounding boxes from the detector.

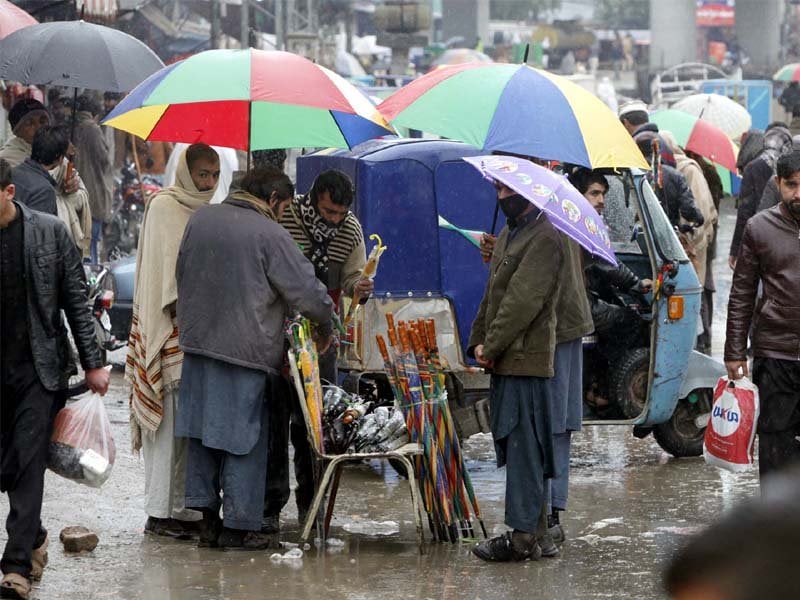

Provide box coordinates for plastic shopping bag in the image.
[703,376,760,473]
[48,394,116,487]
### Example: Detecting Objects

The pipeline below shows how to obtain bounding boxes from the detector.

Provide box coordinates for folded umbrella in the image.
[103,49,393,151]
[463,155,616,265]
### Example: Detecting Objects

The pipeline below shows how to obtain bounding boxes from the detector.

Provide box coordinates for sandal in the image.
[31,534,49,581]
[0,573,30,599]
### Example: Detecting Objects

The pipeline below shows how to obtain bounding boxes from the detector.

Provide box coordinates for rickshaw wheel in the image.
[652,390,711,458]
[609,347,650,419]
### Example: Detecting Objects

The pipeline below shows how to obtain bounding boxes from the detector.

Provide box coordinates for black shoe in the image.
[195,509,223,548]
[144,517,193,540]
[472,532,542,562]
[261,514,280,535]
[218,528,276,551]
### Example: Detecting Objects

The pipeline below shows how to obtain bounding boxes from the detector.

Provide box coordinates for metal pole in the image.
[210,0,220,49]
[275,0,284,50]
[241,0,250,48]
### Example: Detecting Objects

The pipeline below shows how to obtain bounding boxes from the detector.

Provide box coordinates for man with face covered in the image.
[126,144,221,538]
[725,150,800,481]
[468,180,564,562]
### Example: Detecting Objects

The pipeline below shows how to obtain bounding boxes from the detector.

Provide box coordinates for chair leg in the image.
[301,458,340,542]
[323,464,343,538]
[396,454,425,555]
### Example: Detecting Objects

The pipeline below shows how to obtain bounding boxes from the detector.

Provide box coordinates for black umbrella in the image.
[0,20,164,92]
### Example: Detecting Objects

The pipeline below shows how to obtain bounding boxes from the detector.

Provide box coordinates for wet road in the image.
[3,201,759,600]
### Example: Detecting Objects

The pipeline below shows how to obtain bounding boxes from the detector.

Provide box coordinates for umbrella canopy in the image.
[0,0,36,39]
[431,48,493,68]
[671,93,752,140]
[773,63,800,82]
[379,62,648,170]
[103,49,392,151]
[0,20,164,92]
[650,109,738,172]
[463,155,617,265]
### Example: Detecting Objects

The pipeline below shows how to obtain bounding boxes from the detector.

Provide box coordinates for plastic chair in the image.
[287,351,426,553]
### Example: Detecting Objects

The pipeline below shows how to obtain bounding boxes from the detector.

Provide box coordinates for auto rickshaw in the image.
[301,138,726,457]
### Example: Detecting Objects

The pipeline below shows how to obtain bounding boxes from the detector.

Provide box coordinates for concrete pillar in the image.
[736,0,782,71]
[441,0,487,48]
[649,0,697,70]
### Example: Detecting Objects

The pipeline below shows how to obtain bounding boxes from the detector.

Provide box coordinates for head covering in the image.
[618,100,648,118]
[761,126,793,170]
[737,129,764,173]
[8,98,48,131]
[165,147,219,209]
[252,149,287,171]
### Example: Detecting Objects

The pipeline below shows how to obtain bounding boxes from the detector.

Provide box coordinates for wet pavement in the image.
[1,200,760,600]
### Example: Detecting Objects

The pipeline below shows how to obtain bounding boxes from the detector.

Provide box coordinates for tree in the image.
[595,0,649,30]
[490,0,563,22]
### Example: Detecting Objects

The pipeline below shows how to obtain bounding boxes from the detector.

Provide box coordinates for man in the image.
[0,158,108,599]
[267,170,372,529]
[11,125,68,215]
[469,179,564,562]
[126,144,220,539]
[728,124,792,269]
[175,168,333,550]
[725,150,800,480]
[73,94,113,264]
[0,99,89,256]
[102,92,127,171]
[164,142,237,205]
[618,100,676,166]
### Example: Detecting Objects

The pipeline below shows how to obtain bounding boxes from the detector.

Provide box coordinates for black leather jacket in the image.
[17,202,103,391]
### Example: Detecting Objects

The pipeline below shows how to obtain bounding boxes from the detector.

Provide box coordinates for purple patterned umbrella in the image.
[463,155,617,265]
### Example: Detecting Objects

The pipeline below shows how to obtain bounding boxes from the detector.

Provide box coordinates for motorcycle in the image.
[67,265,124,397]
[105,162,161,261]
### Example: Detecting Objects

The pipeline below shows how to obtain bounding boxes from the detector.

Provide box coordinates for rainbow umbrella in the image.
[650,109,738,172]
[378,62,648,170]
[103,49,393,151]
[774,63,800,82]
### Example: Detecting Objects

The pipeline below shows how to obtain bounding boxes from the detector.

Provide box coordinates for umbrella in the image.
[773,63,800,82]
[378,62,648,170]
[431,48,493,68]
[463,155,617,265]
[0,20,164,92]
[0,0,36,39]
[103,49,393,151]
[650,109,738,172]
[671,93,752,141]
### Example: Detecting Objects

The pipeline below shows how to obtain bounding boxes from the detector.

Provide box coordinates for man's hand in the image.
[354,278,374,300]
[474,344,494,369]
[728,255,737,271]
[480,233,496,264]
[314,332,333,355]
[86,367,110,396]
[725,360,749,381]
[63,165,79,195]
[637,278,653,293]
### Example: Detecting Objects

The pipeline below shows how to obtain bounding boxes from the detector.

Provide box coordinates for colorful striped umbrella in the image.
[671,93,751,141]
[103,49,393,151]
[378,62,648,170]
[650,109,738,172]
[774,63,800,82]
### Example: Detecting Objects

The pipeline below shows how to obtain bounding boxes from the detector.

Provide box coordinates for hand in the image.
[728,255,737,270]
[86,367,110,396]
[474,344,494,369]
[354,278,374,300]
[314,333,333,355]
[63,166,79,195]
[725,360,749,381]
[480,233,496,263]
[637,278,653,293]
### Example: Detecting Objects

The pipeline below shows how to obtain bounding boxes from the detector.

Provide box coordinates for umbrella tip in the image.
[522,44,530,64]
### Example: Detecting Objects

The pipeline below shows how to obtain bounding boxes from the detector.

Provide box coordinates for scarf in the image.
[760,127,793,171]
[297,193,343,283]
[224,190,277,222]
[0,135,31,168]
[126,148,217,450]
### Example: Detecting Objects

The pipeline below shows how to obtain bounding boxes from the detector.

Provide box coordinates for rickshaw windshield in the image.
[603,172,644,254]
[639,177,689,262]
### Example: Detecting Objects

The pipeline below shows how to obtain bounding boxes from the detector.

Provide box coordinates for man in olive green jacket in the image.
[469,182,564,562]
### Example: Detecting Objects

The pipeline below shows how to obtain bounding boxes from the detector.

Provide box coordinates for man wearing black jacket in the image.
[0,158,108,599]
[11,126,70,217]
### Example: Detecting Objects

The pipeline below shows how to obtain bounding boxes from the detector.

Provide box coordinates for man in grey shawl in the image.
[468,179,563,562]
[176,168,333,550]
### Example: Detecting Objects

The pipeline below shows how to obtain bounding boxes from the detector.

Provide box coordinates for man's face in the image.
[104,98,117,114]
[189,157,220,192]
[584,182,607,213]
[778,171,800,217]
[316,190,349,226]
[16,111,50,144]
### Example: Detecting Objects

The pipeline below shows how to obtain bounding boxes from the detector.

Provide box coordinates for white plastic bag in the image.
[48,394,116,487]
[703,376,760,473]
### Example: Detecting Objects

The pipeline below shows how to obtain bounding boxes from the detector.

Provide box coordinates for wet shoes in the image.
[144,517,197,540]
[547,514,566,545]
[195,509,223,548]
[472,532,542,562]
[218,528,276,551]
[261,514,280,535]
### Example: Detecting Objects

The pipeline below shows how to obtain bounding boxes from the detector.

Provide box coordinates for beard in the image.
[787,200,800,217]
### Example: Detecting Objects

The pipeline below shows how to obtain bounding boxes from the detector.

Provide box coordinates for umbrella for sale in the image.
[671,93,752,141]
[650,109,738,172]
[774,63,800,82]
[437,215,483,248]
[463,154,617,265]
[378,62,648,170]
[103,49,393,151]
[0,20,164,92]
[0,0,36,39]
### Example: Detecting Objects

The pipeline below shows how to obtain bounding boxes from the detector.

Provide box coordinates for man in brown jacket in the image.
[469,180,564,562]
[725,150,800,479]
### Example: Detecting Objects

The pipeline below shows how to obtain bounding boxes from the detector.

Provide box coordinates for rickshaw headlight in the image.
[667,296,684,320]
